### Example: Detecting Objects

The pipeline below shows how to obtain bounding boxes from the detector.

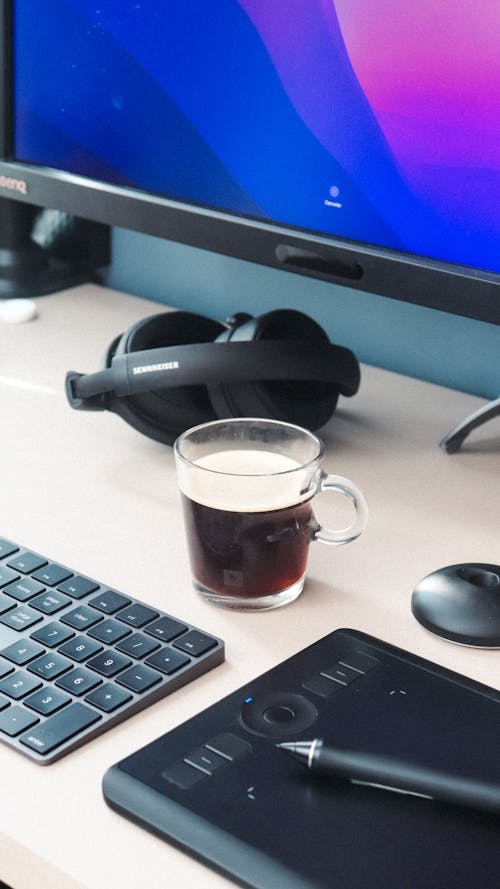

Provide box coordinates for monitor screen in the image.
[1,0,499,319]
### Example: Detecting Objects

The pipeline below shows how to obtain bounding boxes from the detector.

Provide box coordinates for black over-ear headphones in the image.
[65,308,360,444]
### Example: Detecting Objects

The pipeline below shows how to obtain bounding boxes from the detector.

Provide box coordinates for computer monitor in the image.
[0,0,498,322]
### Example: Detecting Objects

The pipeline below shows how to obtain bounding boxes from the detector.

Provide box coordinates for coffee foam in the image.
[177,449,314,512]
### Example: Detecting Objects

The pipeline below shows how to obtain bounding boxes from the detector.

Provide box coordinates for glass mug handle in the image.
[312,473,368,545]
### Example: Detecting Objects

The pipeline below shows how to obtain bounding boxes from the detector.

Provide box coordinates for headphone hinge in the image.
[65,372,107,411]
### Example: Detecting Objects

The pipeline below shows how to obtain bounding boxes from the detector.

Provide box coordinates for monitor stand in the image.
[0,196,110,299]
[440,398,500,453]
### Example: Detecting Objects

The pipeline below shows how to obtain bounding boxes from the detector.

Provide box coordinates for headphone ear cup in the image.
[208,310,340,430]
[105,312,226,444]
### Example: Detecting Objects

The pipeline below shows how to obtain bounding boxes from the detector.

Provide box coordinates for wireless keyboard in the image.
[0,536,224,764]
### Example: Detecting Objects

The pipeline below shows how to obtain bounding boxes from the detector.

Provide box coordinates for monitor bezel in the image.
[0,0,498,324]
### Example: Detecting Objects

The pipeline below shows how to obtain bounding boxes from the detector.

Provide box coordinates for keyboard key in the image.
[61,605,103,631]
[30,590,72,614]
[0,592,16,615]
[57,576,99,599]
[145,616,188,642]
[3,577,46,602]
[0,536,224,763]
[1,638,45,665]
[88,590,131,614]
[28,652,73,681]
[87,650,132,677]
[0,565,20,588]
[32,564,73,587]
[7,552,47,574]
[0,539,19,558]
[116,632,160,659]
[116,664,162,693]
[58,635,103,662]
[0,606,42,631]
[145,647,190,675]
[87,618,131,644]
[173,631,218,657]
[0,670,42,699]
[24,686,71,716]
[116,603,159,628]
[0,660,14,679]
[20,702,101,754]
[85,683,132,713]
[31,622,75,648]
[56,667,102,696]
[0,705,39,737]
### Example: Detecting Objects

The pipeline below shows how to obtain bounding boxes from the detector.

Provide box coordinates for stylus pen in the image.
[277,739,500,814]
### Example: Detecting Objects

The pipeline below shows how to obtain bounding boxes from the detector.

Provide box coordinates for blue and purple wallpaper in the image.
[13,0,500,273]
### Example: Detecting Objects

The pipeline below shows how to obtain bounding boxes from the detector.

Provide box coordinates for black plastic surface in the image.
[103,628,500,889]
[412,563,500,646]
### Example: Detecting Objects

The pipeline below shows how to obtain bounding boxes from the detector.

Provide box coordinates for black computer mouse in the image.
[411,563,500,647]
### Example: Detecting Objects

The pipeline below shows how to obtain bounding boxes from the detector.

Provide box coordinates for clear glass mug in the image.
[174,418,368,610]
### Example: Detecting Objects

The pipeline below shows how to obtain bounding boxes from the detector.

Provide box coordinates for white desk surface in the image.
[1,284,499,889]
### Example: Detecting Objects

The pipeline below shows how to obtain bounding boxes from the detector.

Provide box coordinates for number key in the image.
[31,622,74,648]
[56,667,101,696]
[24,686,71,716]
[28,652,72,681]
[1,638,45,666]
[0,670,42,699]
[86,650,132,677]
[58,636,102,662]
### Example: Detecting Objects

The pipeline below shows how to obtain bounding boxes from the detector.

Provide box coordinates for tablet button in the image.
[240,692,317,737]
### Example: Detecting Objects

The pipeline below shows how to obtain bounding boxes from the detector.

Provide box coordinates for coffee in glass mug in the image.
[174,419,368,610]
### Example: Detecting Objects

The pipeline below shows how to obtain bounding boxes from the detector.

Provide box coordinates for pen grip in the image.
[314,745,500,814]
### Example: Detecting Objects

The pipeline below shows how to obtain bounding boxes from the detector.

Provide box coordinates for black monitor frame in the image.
[0,0,498,322]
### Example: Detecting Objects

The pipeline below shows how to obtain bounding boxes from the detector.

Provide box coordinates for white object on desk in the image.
[0,298,38,323]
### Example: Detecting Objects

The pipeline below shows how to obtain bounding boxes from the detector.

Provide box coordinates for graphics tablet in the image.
[103,629,500,889]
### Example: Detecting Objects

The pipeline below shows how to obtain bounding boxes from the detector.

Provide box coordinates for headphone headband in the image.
[65,308,361,442]
[67,339,359,407]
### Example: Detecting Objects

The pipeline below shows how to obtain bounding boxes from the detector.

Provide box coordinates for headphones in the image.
[65,308,360,444]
